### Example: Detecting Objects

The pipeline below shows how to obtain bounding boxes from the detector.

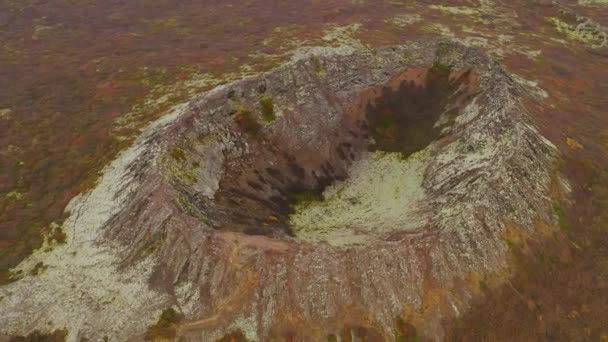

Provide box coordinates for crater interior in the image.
[165,62,478,246]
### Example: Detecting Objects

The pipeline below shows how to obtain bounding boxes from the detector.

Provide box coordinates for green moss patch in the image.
[169,147,186,162]
[258,95,275,123]
[552,203,571,231]
[141,235,163,257]
[288,190,324,213]
[312,55,325,75]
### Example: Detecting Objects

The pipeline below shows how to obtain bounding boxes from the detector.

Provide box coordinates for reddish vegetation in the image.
[1,0,608,340]
[446,21,608,340]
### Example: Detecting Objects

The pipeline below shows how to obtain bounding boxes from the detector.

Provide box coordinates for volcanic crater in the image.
[0,41,560,341]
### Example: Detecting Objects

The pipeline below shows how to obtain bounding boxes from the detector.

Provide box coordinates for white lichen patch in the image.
[0,105,187,341]
[291,45,358,61]
[517,48,542,59]
[321,23,365,48]
[456,36,490,50]
[420,23,455,38]
[385,14,423,27]
[579,0,608,5]
[289,150,431,247]
[175,282,202,318]
[429,5,480,16]
[0,108,12,120]
[434,131,514,180]
[510,73,549,99]
[549,15,608,48]
[453,98,481,126]
[428,2,506,24]
[454,31,542,61]
[4,190,24,202]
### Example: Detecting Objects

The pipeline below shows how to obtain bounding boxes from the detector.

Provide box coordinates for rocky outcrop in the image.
[0,40,559,341]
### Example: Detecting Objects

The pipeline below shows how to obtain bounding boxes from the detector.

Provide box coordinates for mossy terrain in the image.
[287,190,324,214]
[169,147,186,162]
[258,95,275,123]
[311,55,325,75]
[162,140,206,187]
[141,235,163,257]
[552,202,572,232]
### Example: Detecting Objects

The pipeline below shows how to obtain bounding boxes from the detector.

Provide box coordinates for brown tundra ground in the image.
[1,0,608,341]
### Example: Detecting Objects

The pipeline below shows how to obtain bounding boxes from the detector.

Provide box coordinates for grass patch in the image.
[258,95,275,123]
[552,203,571,231]
[169,147,186,162]
[175,193,197,216]
[180,170,197,184]
[141,237,163,257]
[312,55,324,75]
[162,154,198,185]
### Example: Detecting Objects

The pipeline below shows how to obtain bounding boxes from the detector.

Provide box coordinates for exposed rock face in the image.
[0,41,558,341]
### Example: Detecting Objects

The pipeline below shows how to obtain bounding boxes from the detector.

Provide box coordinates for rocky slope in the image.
[0,40,561,341]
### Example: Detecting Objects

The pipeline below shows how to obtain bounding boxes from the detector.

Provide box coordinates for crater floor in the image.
[289,150,430,246]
